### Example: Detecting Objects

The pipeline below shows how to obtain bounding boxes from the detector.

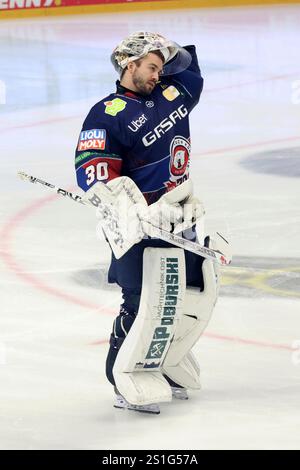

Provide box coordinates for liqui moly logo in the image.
[77,129,106,152]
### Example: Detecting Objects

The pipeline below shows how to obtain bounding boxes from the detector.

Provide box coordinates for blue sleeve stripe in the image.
[130,153,170,172]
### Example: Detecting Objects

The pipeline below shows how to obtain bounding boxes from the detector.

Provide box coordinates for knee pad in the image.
[162,240,220,389]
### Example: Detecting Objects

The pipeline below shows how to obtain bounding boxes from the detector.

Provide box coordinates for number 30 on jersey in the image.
[85,161,109,185]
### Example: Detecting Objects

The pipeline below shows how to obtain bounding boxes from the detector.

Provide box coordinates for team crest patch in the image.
[104,98,127,116]
[164,136,190,191]
[77,129,106,151]
[169,136,190,178]
[162,86,180,102]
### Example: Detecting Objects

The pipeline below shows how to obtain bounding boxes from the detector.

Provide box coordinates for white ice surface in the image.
[0,4,300,450]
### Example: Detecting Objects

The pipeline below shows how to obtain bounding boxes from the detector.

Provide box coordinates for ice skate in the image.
[113,389,160,415]
[171,387,189,400]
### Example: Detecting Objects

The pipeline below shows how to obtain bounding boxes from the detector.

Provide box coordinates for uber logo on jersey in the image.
[142,105,188,147]
[128,113,148,133]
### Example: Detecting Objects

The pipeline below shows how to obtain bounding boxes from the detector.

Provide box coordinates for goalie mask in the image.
[111,31,192,76]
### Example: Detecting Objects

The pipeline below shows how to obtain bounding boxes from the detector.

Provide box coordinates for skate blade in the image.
[171,387,189,400]
[114,404,160,415]
[114,396,160,414]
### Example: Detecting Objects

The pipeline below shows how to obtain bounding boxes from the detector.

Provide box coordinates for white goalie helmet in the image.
[111,31,192,76]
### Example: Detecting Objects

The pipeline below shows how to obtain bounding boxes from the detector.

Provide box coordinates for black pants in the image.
[105,288,140,386]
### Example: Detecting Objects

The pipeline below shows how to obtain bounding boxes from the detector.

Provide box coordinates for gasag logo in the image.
[77,129,106,151]
[142,105,188,147]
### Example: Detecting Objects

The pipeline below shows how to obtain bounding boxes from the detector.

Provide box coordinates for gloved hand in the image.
[83,176,147,258]
[142,179,205,237]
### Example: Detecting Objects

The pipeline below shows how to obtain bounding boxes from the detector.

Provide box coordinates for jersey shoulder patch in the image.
[92,93,141,119]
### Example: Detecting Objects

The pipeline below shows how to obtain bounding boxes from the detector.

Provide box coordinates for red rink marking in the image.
[0,73,298,135]
[89,332,294,351]
[0,191,295,353]
[0,192,115,315]
[1,69,299,350]
[200,135,300,157]
[203,332,295,352]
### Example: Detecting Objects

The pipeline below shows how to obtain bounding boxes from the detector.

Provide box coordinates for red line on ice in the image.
[0,73,298,134]
[90,333,294,351]
[0,193,114,315]
[0,192,294,353]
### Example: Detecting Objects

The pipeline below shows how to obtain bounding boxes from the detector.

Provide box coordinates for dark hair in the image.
[121,49,165,79]
[148,49,165,64]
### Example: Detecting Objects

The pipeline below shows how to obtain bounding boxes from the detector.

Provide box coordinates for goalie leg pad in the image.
[113,247,186,406]
[162,252,220,389]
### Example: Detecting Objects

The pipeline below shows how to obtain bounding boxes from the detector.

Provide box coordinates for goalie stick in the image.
[17,171,232,265]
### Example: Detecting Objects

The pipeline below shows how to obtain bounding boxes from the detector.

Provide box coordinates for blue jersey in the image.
[75,45,204,289]
[75,45,203,205]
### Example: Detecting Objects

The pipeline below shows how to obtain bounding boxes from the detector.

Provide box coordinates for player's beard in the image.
[132,70,156,96]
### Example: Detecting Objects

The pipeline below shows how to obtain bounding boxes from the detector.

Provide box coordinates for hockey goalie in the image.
[74,31,230,414]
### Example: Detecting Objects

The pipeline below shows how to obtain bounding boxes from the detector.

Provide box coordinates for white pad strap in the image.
[163,249,220,389]
[166,351,201,390]
[113,247,186,405]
